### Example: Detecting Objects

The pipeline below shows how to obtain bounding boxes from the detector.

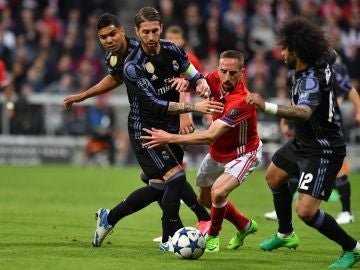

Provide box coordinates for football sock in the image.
[224,200,249,230]
[107,185,163,226]
[161,171,186,242]
[181,181,210,221]
[306,209,357,251]
[271,183,293,234]
[288,177,299,196]
[335,175,351,212]
[208,200,227,236]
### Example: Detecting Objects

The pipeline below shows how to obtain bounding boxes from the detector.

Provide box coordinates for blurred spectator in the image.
[156,0,183,30]
[182,2,208,59]
[85,95,116,165]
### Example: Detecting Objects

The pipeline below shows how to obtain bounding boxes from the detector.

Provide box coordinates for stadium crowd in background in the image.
[0,0,359,162]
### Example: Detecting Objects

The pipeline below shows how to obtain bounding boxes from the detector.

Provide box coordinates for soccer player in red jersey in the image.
[141,50,262,252]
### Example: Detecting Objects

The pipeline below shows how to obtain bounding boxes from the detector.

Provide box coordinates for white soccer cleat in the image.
[264,210,278,221]
[159,237,174,252]
[336,211,355,225]
[93,208,113,247]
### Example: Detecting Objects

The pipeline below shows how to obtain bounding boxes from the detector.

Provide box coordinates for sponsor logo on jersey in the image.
[145,62,155,74]
[172,60,179,71]
[109,55,118,67]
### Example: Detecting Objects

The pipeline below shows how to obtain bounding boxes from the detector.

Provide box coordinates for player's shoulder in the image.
[206,71,219,82]
[297,69,320,92]
[127,37,139,48]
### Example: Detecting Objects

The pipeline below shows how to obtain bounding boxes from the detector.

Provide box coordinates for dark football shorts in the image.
[272,140,345,201]
[130,136,184,180]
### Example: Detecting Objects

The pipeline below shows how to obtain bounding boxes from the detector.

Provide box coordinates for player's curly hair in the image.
[134,7,162,28]
[278,16,331,66]
[96,13,121,30]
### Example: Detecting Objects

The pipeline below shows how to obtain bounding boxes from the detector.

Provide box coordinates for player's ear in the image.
[134,27,140,38]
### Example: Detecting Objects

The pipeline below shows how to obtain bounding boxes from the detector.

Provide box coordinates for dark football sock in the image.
[181,181,210,221]
[288,176,299,197]
[271,183,293,234]
[306,209,357,251]
[107,185,163,226]
[335,175,351,212]
[161,171,186,242]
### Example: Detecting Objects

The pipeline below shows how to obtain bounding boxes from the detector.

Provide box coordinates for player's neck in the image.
[295,61,308,72]
[141,43,161,56]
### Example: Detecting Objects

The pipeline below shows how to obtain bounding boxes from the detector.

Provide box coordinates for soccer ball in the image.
[171,227,205,259]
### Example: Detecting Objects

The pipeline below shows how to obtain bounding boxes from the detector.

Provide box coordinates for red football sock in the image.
[208,201,227,236]
[224,200,250,231]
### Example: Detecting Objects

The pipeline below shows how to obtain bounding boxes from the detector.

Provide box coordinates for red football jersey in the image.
[206,71,260,163]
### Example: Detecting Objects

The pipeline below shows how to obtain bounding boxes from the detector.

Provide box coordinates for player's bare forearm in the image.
[86,75,122,98]
[277,104,312,120]
[167,100,223,115]
[141,128,214,148]
[247,93,311,120]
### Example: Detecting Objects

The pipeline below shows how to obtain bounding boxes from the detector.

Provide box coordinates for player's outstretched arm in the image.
[246,93,312,120]
[63,75,122,110]
[347,87,360,123]
[167,99,223,115]
[141,120,228,148]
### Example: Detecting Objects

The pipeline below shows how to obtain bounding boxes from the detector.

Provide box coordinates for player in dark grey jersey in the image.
[122,7,223,250]
[247,16,359,268]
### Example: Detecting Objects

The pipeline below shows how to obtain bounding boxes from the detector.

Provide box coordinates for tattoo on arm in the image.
[184,103,195,113]
[168,102,195,114]
[277,104,312,120]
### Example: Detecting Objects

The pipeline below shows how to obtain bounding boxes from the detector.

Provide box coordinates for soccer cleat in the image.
[159,237,173,252]
[227,219,258,250]
[93,208,113,247]
[336,211,355,225]
[264,210,278,221]
[328,248,360,268]
[196,220,211,235]
[205,235,220,252]
[260,233,299,251]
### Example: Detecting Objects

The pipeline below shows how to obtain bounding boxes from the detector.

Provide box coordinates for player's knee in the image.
[295,205,314,223]
[211,186,227,205]
[167,170,186,187]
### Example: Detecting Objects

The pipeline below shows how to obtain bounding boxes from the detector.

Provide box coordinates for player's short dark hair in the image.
[96,13,121,30]
[165,25,184,36]
[134,7,162,28]
[220,50,244,68]
[277,16,331,66]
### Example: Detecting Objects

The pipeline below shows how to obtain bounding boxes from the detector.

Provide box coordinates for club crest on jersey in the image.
[172,60,179,71]
[145,62,155,74]
[109,55,118,67]
[162,151,170,160]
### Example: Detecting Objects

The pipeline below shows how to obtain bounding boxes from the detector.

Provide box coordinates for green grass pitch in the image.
[0,166,359,270]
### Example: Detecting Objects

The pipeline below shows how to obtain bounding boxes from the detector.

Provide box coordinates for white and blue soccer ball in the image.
[171,227,205,259]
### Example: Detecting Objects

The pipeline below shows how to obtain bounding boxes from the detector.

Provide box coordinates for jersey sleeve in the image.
[172,43,203,88]
[123,61,169,115]
[297,77,321,109]
[218,100,252,127]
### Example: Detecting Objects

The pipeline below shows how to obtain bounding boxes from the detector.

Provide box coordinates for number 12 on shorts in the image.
[298,172,313,191]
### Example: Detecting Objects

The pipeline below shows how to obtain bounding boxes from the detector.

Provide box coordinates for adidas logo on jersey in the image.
[151,74,158,81]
